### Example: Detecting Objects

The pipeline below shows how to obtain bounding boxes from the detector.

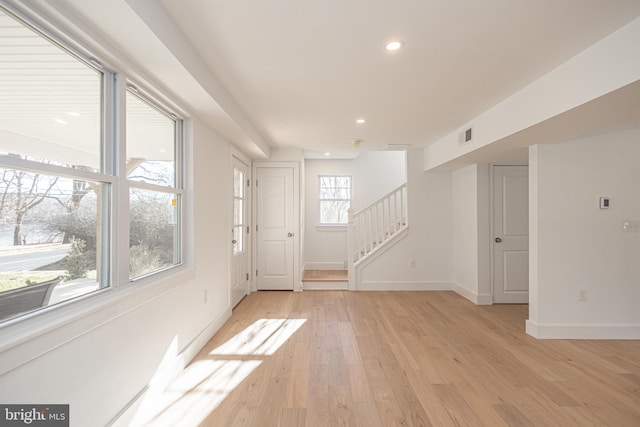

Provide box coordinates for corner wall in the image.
[527,125,640,338]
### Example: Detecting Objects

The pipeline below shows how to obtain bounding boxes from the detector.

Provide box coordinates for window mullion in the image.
[114,74,130,287]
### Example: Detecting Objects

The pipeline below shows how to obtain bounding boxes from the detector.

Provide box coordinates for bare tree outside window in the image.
[319,175,352,224]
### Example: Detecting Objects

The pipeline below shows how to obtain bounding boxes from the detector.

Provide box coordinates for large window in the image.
[0,6,184,322]
[318,175,352,224]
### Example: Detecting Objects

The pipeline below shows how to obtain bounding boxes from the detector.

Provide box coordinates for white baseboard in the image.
[526,320,640,339]
[303,281,349,290]
[452,283,493,305]
[357,281,452,291]
[109,308,232,426]
[303,262,346,270]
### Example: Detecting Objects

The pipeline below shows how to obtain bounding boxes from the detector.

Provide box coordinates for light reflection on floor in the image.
[130,318,307,426]
[210,318,307,356]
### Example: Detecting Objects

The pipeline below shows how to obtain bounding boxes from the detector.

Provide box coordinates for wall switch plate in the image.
[622,220,640,232]
[599,197,610,209]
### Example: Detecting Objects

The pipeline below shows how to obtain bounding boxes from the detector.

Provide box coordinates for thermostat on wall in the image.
[599,197,610,209]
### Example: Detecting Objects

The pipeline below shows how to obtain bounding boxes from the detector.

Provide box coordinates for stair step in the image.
[302,270,348,282]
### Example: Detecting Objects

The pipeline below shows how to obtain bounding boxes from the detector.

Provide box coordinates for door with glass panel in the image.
[231,157,249,308]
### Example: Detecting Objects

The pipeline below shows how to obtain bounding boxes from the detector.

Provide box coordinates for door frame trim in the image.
[252,161,301,292]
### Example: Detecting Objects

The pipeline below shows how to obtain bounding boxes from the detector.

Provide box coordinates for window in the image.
[0,6,185,322]
[319,175,352,224]
[126,91,182,279]
[233,167,245,255]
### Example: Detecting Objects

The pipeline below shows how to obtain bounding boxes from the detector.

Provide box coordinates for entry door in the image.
[231,157,249,307]
[256,167,295,290]
[493,166,529,303]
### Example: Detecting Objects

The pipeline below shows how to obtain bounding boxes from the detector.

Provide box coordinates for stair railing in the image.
[347,183,408,289]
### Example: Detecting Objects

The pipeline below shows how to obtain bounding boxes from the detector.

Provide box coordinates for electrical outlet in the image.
[578,289,587,302]
[622,220,640,232]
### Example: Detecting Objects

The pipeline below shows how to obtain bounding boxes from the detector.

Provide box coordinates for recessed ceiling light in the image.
[385,40,403,51]
[324,152,331,156]
[356,118,366,124]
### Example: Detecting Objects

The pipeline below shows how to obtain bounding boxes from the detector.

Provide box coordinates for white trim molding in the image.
[526,320,640,339]
[357,281,452,291]
[303,281,348,291]
[452,283,493,305]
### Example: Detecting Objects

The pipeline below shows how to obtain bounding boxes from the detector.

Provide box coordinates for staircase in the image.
[347,184,408,290]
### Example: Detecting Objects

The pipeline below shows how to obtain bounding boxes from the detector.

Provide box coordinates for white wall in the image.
[357,149,453,289]
[0,119,234,426]
[527,125,640,339]
[452,165,478,297]
[304,151,406,269]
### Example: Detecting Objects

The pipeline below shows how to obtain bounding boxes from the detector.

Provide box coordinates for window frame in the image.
[0,3,189,329]
[318,174,353,225]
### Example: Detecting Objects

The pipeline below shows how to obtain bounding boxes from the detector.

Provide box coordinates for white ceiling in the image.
[156,0,640,158]
[10,0,640,161]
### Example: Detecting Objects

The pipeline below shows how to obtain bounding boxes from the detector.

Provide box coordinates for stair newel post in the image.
[347,207,356,291]
[402,185,408,226]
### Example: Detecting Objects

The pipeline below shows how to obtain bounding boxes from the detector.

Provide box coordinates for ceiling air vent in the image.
[383,144,412,151]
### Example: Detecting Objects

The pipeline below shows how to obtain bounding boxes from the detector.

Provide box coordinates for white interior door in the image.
[256,166,295,290]
[231,157,249,307]
[493,165,529,303]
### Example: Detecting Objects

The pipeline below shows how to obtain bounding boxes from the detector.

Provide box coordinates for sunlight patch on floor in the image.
[137,359,263,427]
[210,318,307,356]
[129,318,307,426]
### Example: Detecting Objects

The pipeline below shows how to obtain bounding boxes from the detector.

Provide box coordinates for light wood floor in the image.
[161,291,640,426]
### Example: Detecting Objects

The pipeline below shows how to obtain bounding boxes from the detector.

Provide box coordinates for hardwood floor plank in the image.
[305,364,330,427]
[283,342,310,408]
[278,408,306,427]
[328,384,356,427]
[346,363,373,402]
[351,401,384,427]
[492,403,537,427]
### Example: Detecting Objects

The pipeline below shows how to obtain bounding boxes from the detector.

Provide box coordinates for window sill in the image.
[316,224,347,232]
